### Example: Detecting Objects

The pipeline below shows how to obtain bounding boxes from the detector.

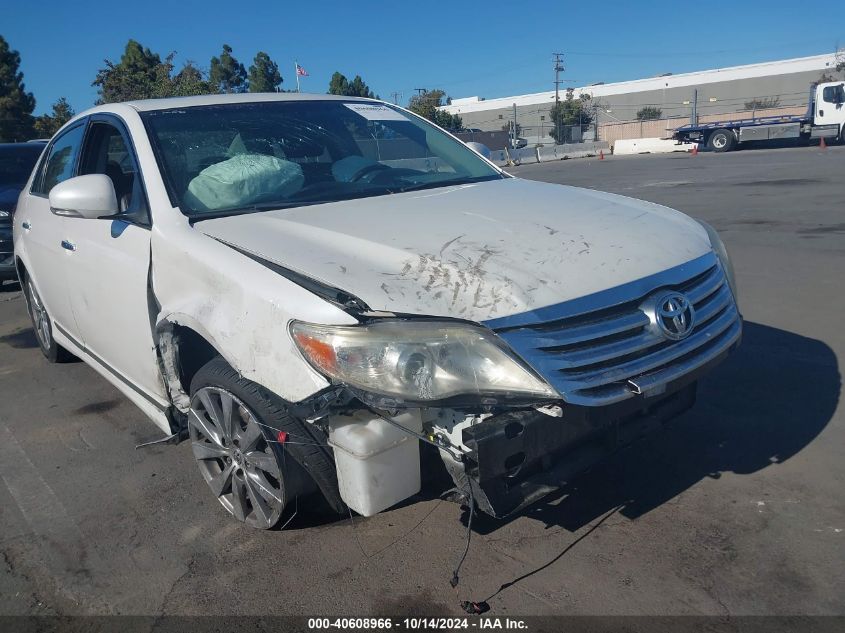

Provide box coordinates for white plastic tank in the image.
[327,410,422,516]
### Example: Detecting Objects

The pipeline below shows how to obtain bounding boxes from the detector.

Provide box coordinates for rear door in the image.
[61,114,168,407]
[19,122,88,336]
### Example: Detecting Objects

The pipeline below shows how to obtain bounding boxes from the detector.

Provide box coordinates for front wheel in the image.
[188,357,334,529]
[189,385,288,528]
[707,128,736,153]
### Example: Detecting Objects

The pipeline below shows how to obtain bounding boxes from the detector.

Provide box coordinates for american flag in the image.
[296,64,308,77]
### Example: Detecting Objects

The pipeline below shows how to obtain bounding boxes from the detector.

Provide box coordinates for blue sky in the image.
[6,0,845,115]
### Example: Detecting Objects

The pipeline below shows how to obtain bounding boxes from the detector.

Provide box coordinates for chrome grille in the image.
[489,253,741,406]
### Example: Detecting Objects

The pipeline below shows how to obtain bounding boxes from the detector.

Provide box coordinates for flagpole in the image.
[295,61,300,92]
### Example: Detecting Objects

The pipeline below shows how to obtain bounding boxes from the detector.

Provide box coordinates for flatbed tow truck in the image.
[673,81,845,152]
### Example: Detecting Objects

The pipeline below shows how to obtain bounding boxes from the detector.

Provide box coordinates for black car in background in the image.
[1,142,46,282]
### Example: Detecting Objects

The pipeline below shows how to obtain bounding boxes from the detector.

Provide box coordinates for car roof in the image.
[121,92,380,113]
[0,141,47,148]
[0,141,47,154]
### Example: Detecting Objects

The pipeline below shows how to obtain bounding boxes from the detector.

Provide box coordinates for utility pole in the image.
[512,103,517,149]
[414,88,427,96]
[553,52,565,145]
[593,101,599,141]
[553,52,565,103]
[390,91,402,105]
[690,88,698,125]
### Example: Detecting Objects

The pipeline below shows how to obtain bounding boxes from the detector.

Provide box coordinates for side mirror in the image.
[49,174,118,219]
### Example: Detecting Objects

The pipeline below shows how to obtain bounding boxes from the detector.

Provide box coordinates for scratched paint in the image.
[196,177,711,324]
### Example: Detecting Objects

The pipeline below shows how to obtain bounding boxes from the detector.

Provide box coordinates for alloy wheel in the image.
[188,387,285,529]
[27,280,52,350]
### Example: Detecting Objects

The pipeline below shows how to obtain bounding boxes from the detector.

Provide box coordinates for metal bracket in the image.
[366,406,466,462]
[135,432,182,449]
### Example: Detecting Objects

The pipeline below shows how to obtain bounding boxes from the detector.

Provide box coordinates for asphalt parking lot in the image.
[1,144,843,619]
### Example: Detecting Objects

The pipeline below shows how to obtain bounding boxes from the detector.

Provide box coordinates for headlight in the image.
[0,210,10,218]
[697,220,738,304]
[290,320,558,404]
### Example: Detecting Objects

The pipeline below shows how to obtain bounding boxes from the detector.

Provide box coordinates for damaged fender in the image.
[148,220,359,415]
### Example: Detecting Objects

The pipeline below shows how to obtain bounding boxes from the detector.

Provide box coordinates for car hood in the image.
[195,178,712,323]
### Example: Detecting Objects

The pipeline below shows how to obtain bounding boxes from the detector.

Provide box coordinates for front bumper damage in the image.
[443,348,733,518]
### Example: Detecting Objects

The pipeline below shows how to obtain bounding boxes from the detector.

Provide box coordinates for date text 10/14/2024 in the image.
[307,617,529,630]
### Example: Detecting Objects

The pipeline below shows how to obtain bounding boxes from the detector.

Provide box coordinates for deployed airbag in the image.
[184,153,305,211]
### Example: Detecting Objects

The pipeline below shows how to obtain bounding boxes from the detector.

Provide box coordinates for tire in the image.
[188,356,344,528]
[22,273,73,363]
[707,128,736,153]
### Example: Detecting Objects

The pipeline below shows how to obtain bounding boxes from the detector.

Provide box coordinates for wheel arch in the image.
[14,255,27,285]
[706,127,738,152]
[154,314,236,412]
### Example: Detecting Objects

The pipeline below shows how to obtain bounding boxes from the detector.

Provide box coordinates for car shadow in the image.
[0,327,38,349]
[468,320,840,534]
[695,137,827,153]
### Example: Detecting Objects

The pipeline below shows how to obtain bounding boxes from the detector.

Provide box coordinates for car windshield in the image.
[0,144,44,189]
[140,100,504,218]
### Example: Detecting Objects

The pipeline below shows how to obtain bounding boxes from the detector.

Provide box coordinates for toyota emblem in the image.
[654,292,695,340]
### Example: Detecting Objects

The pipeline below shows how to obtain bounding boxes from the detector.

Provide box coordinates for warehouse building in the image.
[440,53,841,145]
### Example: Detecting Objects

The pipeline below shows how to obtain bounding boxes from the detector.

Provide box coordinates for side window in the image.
[33,124,86,195]
[822,85,845,104]
[79,121,150,225]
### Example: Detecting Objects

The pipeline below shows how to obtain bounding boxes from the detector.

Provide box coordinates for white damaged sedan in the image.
[13,94,741,528]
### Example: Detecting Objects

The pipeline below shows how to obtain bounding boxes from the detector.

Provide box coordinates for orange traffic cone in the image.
[691,144,699,156]
[820,136,827,150]
[599,150,604,160]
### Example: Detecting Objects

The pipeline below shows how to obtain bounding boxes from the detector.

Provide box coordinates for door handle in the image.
[21,221,31,231]
[819,109,824,116]
[60,240,76,252]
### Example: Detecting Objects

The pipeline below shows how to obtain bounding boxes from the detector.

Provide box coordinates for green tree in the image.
[210,44,246,93]
[93,39,163,103]
[818,50,844,82]
[0,35,35,142]
[94,41,215,103]
[327,72,377,98]
[636,106,663,121]
[835,48,845,77]
[33,97,74,138]
[169,60,215,97]
[328,71,349,96]
[407,89,462,130]
[247,52,282,93]
[549,89,594,143]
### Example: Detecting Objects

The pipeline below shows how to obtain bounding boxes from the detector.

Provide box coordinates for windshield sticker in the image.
[343,103,408,121]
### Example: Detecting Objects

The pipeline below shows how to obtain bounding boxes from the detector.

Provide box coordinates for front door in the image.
[20,122,88,337]
[61,115,168,408]
[816,82,845,132]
